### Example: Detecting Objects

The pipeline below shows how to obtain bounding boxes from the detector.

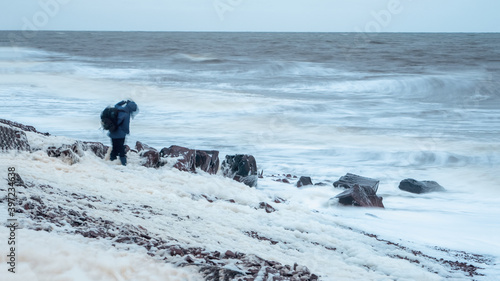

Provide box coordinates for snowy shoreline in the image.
[1,119,498,280]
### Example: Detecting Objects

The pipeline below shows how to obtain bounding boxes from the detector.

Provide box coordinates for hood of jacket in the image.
[117,101,138,114]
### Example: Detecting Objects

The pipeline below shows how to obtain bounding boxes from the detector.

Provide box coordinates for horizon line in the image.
[1,29,499,34]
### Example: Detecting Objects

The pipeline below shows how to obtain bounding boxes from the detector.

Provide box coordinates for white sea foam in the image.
[1,129,499,280]
[0,229,203,281]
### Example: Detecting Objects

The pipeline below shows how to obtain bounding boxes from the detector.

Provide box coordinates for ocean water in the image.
[1,31,500,279]
[1,32,499,175]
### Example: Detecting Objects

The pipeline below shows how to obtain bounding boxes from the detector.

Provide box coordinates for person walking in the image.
[108,100,138,166]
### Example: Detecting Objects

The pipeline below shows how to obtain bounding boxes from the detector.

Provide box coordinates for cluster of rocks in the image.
[4,174,318,281]
[1,119,448,206]
[136,142,220,175]
[43,141,115,165]
[268,172,386,208]
[0,119,258,187]
[0,119,109,165]
[45,142,111,165]
[137,142,258,187]
[270,174,328,187]
[269,172,446,208]
[330,173,446,207]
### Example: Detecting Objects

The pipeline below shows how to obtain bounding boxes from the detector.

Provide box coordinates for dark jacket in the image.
[108,101,138,139]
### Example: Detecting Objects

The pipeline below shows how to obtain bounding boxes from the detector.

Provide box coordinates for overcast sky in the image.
[1,0,499,32]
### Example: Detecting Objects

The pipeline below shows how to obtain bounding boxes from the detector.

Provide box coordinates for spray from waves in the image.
[278,71,500,105]
[4,46,498,122]
[386,149,499,169]
[213,70,497,112]
[0,46,57,61]
[257,61,341,77]
[174,53,226,64]
[6,46,495,108]
[0,47,175,82]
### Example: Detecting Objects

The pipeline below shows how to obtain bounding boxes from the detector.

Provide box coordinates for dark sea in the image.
[1,31,500,278]
[1,31,499,177]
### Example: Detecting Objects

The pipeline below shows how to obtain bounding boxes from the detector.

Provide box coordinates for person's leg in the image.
[117,138,127,166]
[110,138,120,161]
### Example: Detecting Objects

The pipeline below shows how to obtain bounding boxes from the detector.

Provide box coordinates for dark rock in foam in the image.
[221,154,258,187]
[159,145,219,175]
[0,118,49,136]
[0,124,31,152]
[332,173,384,208]
[399,178,446,194]
[296,176,313,187]
[82,141,109,159]
[334,184,384,208]
[333,173,380,192]
[195,150,219,175]
[136,141,160,168]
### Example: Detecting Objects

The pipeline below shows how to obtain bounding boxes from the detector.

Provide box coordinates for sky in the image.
[0,0,499,32]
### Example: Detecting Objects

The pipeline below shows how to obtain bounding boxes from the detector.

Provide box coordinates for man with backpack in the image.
[101,100,138,166]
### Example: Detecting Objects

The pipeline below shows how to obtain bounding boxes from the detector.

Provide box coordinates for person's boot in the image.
[120,156,127,166]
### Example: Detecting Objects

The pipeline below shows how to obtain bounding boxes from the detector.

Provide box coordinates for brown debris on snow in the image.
[10,176,319,281]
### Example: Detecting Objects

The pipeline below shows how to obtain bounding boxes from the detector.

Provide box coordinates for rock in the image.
[136,141,146,152]
[160,145,220,174]
[135,141,156,153]
[46,142,84,165]
[246,231,279,245]
[275,178,290,184]
[0,118,49,136]
[201,267,243,281]
[274,197,286,204]
[82,141,109,159]
[258,202,276,213]
[11,173,25,187]
[124,145,133,154]
[170,246,185,256]
[296,176,313,188]
[160,145,197,172]
[399,178,446,194]
[224,250,236,258]
[142,150,161,168]
[332,174,384,207]
[221,155,258,187]
[333,173,379,192]
[195,150,219,175]
[334,184,384,208]
[0,124,31,152]
[135,142,161,168]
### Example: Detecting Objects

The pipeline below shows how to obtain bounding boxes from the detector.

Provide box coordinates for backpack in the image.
[100,106,121,132]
